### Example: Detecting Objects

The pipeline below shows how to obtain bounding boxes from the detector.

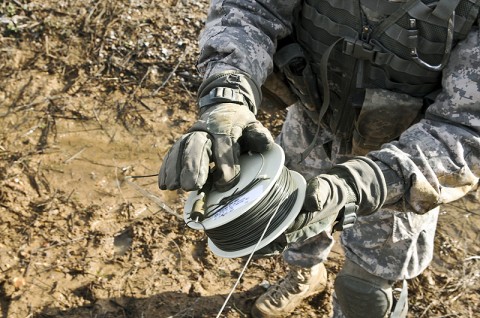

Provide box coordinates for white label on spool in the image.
[212,185,264,220]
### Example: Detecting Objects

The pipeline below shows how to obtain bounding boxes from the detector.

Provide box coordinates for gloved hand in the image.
[158,71,275,192]
[289,157,388,232]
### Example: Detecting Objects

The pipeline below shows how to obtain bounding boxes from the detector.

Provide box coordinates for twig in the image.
[151,48,188,96]
[33,236,88,253]
[131,67,150,97]
[93,107,115,141]
[168,237,183,271]
[232,300,247,317]
[115,164,127,204]
[65,189,75,202]
[122,68,154,113]
[75,157,118,168]
[0,76,33,117]
[124,178,182,220]
[13,95,63,115]
[30,277,71,306]
[135,96,153,111]
[36,113,54,152]
[180,80,194,99]
[64,146,88,163]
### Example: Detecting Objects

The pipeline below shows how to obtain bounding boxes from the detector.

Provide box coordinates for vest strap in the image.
[432,0,462,20]
[368,66,439,96]
[298,38,343,163]
[342,37,439,79]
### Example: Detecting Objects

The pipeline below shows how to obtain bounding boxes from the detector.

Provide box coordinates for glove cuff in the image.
[330,157,387,216]
[197,71,262,114]
[373,160,405,205]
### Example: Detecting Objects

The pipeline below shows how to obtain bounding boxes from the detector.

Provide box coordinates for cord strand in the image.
[205,167,298,252]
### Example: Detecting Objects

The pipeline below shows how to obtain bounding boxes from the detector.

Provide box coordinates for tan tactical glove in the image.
[289,157,388,232]
[159,71,275,192]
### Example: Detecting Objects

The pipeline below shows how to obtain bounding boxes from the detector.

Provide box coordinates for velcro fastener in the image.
[198,86,246,109]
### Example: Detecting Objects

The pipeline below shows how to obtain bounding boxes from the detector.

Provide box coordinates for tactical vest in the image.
[275,0,479,155]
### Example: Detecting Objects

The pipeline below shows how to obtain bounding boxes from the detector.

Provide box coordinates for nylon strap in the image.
[303,26,440,80]
[198,86,246,109]
[333,202,358,232]
[408,1,464,30]
[432,0,461,20]
[298,37,343,163]
[372,0,462,39]
[384,24,449,55]
[342,38,439,78]
[302,2,358,39]
[391,279,409,318]
[361,0,403,15]
[370,0,422,40]
[368,66,439,96]
[312,0,357,15]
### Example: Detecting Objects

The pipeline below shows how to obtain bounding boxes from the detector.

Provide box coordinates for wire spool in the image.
[184,143,306,258]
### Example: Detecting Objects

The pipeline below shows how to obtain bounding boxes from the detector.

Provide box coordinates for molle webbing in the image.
[296,0,479,97]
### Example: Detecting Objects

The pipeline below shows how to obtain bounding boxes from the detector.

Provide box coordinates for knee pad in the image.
[334,259,393,318]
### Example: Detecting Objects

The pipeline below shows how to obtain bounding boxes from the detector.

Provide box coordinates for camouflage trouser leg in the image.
[277,102,439,281]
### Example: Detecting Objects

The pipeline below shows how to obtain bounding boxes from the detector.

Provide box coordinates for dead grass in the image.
[1,1,479,318]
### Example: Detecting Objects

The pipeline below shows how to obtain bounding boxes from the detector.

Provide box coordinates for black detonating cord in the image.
[205,167,298,252]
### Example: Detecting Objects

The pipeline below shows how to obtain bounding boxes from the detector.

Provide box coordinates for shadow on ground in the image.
[34,286,266,318]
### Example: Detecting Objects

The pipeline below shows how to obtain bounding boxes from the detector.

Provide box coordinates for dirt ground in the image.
[0,1,479,317]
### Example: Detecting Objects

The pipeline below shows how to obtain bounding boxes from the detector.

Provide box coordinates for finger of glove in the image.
[241,122,275,153]
[188,104,260,191]
[303,176,331,212]
[158,132,212,191]
[211,135,241,192]
[303,174,353,213]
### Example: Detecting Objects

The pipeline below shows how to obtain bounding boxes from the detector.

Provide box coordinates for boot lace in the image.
[265,268,307,305]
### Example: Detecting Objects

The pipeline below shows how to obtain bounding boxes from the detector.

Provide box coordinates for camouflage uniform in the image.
[278,100,442,279]
[197,0,480,311]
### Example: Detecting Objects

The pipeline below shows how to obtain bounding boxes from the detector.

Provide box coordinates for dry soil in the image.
[0,1,479,317]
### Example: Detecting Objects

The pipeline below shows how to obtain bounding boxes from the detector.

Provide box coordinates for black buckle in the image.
[333,202,357,232]
[342,38,375,61]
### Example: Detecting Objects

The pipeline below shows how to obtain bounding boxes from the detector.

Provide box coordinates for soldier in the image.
[159,1,480,317]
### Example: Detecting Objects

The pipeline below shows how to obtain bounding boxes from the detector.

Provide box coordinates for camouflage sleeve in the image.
[369,28,480,213]
[196,0,301,87]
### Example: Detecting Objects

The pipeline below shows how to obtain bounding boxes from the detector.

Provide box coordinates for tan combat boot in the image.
[251,263,327,318]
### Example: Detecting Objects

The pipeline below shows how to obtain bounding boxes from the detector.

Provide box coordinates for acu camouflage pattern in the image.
[278,101,440,279]
[369,28,480,213]
[198,0,302,87]
[197,0,480,281]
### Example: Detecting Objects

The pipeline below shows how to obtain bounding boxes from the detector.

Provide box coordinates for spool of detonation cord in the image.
[184,143,306,258]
